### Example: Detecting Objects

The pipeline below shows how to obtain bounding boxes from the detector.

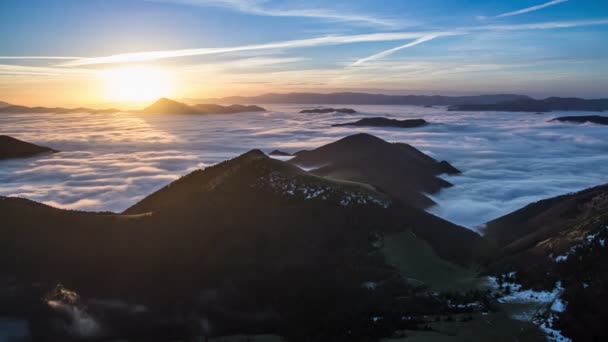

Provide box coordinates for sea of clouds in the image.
[1,105,607,230]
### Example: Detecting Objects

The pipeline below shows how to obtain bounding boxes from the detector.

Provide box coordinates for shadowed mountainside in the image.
[289,133,459,209]
[3,147,491,341]
[484,184,608,255]
[482,184,608,341]
[0,105,119,114]
[0,135,57,160]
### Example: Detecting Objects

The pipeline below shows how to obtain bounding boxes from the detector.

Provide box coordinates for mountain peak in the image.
[143,98,196,114]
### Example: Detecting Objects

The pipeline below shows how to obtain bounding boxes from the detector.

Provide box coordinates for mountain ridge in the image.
[199,92,533,105]
[0,135,58,160]
[289,133,459,209]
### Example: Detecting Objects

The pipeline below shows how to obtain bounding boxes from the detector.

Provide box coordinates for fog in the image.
[1,105,607,229]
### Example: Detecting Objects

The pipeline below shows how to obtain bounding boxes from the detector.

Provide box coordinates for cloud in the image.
[495,0,568,18]
[0,64,93,76]
[1,106,607,230]
[147,0,403,28]
[351,35,438,66]
[58,31,453,67]
[477,18,608,31]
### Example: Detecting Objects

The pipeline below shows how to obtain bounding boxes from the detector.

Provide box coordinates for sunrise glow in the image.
[100,66,174,103]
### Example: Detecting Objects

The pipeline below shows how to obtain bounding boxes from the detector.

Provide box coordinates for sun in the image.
[100,66,174,104]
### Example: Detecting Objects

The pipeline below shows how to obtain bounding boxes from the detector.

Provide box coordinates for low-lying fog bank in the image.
[1,105,606,229]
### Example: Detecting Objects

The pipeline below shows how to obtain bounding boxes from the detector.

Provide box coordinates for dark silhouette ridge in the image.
[551,115,608,125]
[139,98,267,114]
[0,98,265,115]
[0,104,120,114]
[268,150,292,156]
[201,92,532,105]
[0,135,58,160]
[289,133,460,209]
[450,97,608,112]
[299,108,356,114]
[333,117,427,128]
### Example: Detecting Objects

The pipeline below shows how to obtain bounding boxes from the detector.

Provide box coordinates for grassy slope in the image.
[382,312,545,342]
[382,231,479,292]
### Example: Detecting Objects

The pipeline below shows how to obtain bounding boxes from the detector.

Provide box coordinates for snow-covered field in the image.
[486,275,571,342]
[1,104,607,229]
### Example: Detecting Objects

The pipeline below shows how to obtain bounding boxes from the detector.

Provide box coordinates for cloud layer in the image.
[1,106,607,229]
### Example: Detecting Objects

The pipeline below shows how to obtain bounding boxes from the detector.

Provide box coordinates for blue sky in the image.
[1,0,607,105]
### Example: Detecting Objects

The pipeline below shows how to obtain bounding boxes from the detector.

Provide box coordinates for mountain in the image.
[268,149,292,156]
[0,105,119,114]
[4,148,490,341]
[551,115,608,125]
[289,133,459,209]
[0,98,265,115]
[0,135,58,160]
[0,101,11,108]
[201,92,532,106]
[333,118,427,128]
[141,98,265,114]
[299,108,357,114]
[484,184,608,256]
[482,184,608,341]
[450,97,608,112]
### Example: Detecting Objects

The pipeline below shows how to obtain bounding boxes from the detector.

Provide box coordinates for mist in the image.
[1,105,606,229]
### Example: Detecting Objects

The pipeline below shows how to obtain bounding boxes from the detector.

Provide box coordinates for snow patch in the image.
[256,171,390,208]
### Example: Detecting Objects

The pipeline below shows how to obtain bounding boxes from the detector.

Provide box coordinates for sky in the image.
[1,0,607,106]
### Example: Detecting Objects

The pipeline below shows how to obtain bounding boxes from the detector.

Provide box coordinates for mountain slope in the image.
[482,184,608,341]
[288,133,459,209]
[0,135,58,160]
[4,149,490,340]
[484,184,608,256]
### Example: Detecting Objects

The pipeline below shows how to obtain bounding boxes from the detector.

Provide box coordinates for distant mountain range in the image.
[3,94,607,114]
[140,97,265,114]
[450,97,608,112]
[0,98,265,115]
[0,104,120,114]
[202,92,532,106]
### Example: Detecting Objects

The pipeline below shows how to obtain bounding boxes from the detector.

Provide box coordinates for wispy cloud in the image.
[0,64,92,76]
[477,18,608,31]
[59,32,454,67]
[148,0,403,28]
[0,56,83,60]
[351,35,438,66]
[495,0,568,18]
